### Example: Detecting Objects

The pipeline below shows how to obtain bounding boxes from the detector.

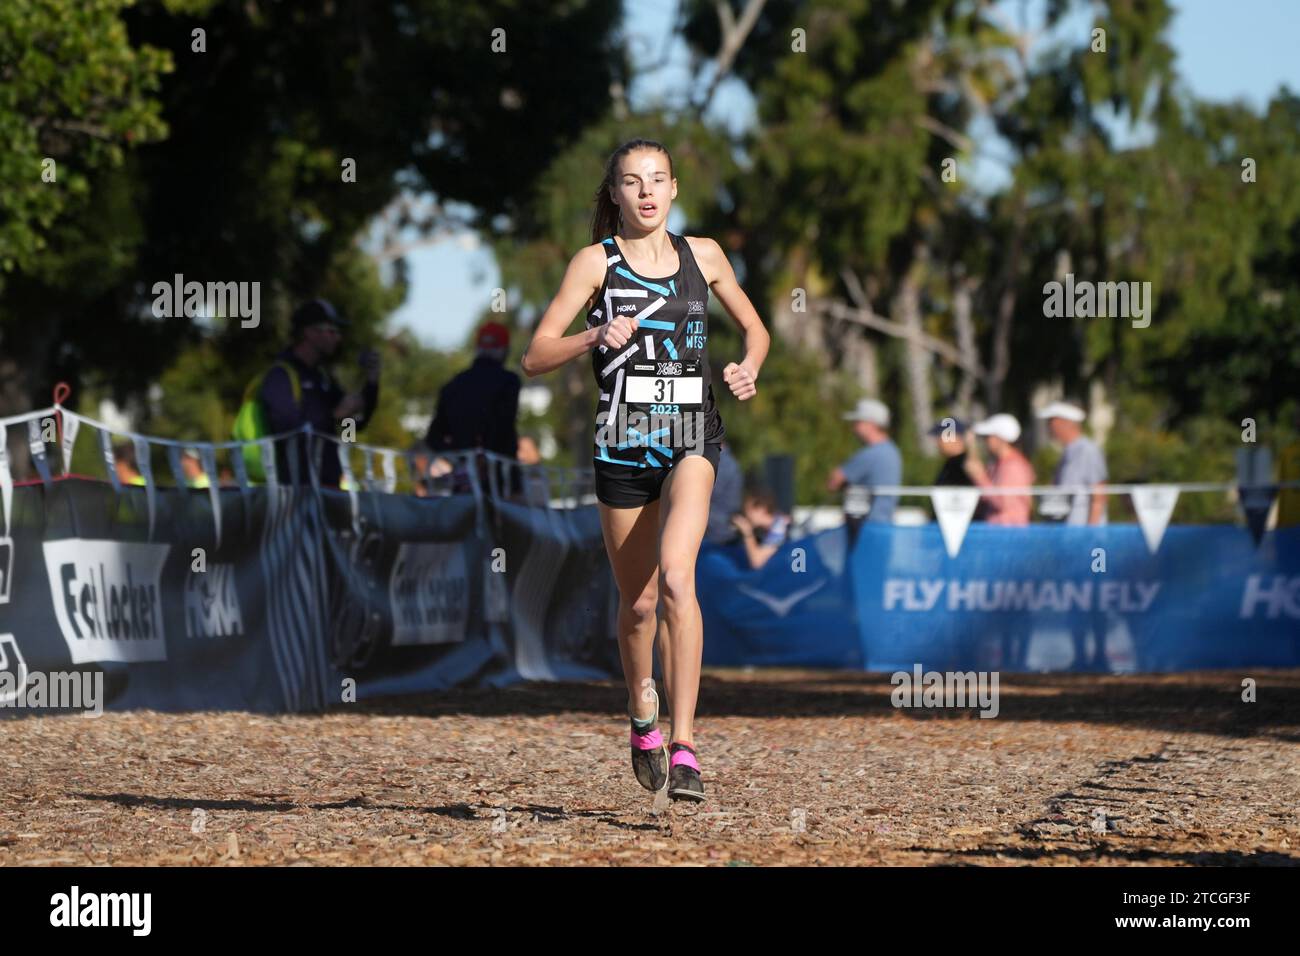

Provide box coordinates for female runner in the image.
[522,139,770,801]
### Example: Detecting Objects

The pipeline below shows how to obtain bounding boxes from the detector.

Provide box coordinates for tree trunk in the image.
[952,273,980,419]
[988,197,1025,409]
[892,243,932,442]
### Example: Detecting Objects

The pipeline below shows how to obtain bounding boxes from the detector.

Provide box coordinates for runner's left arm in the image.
[695,237,769,398]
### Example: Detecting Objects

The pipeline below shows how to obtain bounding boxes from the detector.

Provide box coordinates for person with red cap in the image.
[424,321,521,460]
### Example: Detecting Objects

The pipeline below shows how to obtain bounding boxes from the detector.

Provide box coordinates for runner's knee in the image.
[623,587,659,625]
[658,562,695,606]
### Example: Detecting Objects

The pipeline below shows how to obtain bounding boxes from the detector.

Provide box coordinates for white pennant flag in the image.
[1131,484,1179,554]
[0,424,11,539]
[931,487,982,558]
[60,413,80,476]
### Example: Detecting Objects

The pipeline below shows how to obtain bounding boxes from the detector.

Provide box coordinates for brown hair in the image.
[590,139,674,245]
[743,488,779,513]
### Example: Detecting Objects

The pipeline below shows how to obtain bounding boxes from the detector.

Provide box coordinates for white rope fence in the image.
[0,403,1292,557]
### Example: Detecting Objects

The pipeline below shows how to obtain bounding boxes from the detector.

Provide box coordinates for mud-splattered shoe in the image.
[629,689,668,792]
[667,741,705,802]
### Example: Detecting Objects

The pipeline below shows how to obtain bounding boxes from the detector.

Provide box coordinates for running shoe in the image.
[628,687,668,792]
[667,741,705,802]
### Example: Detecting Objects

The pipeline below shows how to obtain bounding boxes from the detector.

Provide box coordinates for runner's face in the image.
[613,151,675,229]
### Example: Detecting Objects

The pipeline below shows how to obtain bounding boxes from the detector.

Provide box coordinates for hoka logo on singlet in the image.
[616,303,638,313]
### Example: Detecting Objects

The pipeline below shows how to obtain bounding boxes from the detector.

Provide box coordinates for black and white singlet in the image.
[586,230,725,470]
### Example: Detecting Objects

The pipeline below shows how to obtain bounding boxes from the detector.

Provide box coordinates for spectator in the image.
[966,414,1035,525]
[259,298,382,486]
[409,441,433,497]
[515,434,551,506]
[828,399,901,524]
[426,321,521,497]
[1038,399,1109,671]
[1037,401,1108,525]
[426,322,521,459]
[181,448,210,488]
[928,418,974,487]
[112,442,146,486]
[705,441,743,544]
[731,488,791,570]
[517,435,542,465]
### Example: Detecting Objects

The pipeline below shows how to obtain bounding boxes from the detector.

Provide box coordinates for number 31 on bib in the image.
[625,361,703,407]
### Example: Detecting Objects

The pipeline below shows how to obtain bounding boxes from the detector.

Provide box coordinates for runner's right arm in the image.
[521,244,633,377]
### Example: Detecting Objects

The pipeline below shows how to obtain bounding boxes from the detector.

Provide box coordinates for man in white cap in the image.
[966,413,1035,525]
[1036,400,1108,525]
[1037,400,1109,671]
[828,398,901,524]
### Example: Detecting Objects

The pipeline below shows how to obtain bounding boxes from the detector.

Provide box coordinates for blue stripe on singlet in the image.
[619,426,672,451]
[637,319,675,331]
[645,451,662,468]
[661,339,678,359]
[670,279,677,296]
[614,267,672,297]
[595,447,641,467]
[647,439,674,459]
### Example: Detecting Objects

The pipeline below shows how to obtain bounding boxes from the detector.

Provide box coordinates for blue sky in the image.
[388,0,1300,350]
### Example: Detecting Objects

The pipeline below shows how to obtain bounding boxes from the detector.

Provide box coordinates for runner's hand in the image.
[596,316,638,350]
[723,363,757,401]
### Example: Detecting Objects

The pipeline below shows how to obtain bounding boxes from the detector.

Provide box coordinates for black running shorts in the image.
[594,442,721,509]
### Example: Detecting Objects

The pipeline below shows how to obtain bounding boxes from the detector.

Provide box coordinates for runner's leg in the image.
[599,500,662,719]
[656,455,715,745]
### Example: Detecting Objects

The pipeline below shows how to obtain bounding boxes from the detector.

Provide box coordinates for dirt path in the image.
[2,670,1296,865]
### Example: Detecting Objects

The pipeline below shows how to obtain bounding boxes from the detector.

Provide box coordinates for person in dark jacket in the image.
[929,417,975,487]
[261,298,381,486]
[428,325,525,496]
[425,322,521,458]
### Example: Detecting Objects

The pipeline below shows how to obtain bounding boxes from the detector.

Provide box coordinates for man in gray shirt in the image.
[827,399,902,524]
[1037,400,1110,671]
[1037,401,1108,525]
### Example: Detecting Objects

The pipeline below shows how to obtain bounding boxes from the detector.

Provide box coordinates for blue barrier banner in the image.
[699,529,862,668]
[849,524,1300,673]
[0,477,620,714]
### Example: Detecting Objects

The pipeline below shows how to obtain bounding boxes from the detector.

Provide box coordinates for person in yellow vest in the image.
[235,299,381,486]
[1278,410,1300,527]
[181,448,211,488]
[112,442,147,486]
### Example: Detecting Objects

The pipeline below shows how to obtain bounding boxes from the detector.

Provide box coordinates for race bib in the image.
[625,360,703,408]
